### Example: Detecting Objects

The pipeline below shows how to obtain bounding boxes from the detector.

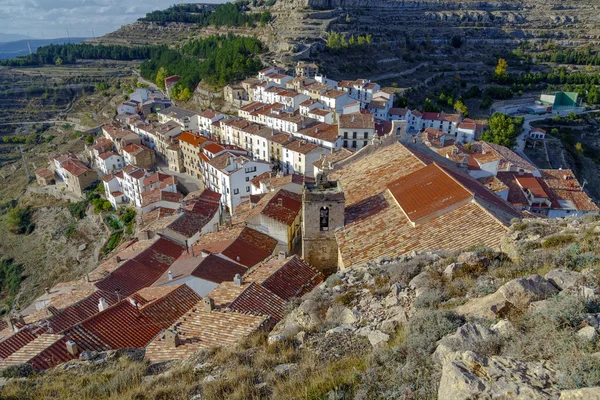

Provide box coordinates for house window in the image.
[352,132,357,139]
[363,132,368,139]
[343,132,348,139]
[246,186,250,192]
[320,206,329,231]
[343,140,348,147]
[245,177,249,181]
[233,188,239,195]
[363,141,368,147]
[352,141,357,148]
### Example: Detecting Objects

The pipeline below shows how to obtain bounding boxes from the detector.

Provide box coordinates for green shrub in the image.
[407,309,463,354]
[6,206,34,235]
[68,201,88,219]
[542,234,576,249]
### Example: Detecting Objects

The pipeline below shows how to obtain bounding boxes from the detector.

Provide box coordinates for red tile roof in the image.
[227,282,286,322]
[339,113,375,129]
[179,131,208,147]
[203,143,225,155]
[252,189,302,226]
[94,237,184,297]
[388,163,473,225]
[166,200,220,238]
[61,159,93,177]
[220,227,278,268]
[190,254,248,284]
[141,188,183,207]
[246,255,324,300]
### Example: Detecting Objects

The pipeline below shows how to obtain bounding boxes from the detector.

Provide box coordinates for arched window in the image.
[320,206,329,231]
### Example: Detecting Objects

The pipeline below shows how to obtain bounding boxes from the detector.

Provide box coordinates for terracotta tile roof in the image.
[387,163,473,225]
[227,282,286,322]
[515,176,549,198]
[122,143,151,156]
[269,132,295,145]
[144,307,266,364]
[308,109,332,117]
[422,112,461,123]
[94,237,184,297]
[0,334,64,368]
[330,142,426,209]
[531,128,547,134]
[422,127,445,148]
[313,148,353,170]
[179,131,208,147]
[250,171,273,188]
[458,122,476,130]
[322,90,347,99]
[139,208,179,231]
[0,329,38,359]
[166,199,220,238]
[188,254,248,284]
[143,172,177,187]
[98,151,120,161]
[203,143,225,155]
[336,192,512,268]
[248,189,302,226]
[339,113,375,129]
[220,227,278,268]
[207,281,247,307]
[478,176,509,193]
[141,188,182,207]
[61,159,93,177]
[540,169,599,211]
[283,139,320,155]
[484,142,537,172]
[199,109,220,119]
[244,255,323,300]
[412,110,423,117]
[35,168,54,179]
[297,123,339,143]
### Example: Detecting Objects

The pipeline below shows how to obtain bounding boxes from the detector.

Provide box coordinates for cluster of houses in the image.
[16,64,598,373]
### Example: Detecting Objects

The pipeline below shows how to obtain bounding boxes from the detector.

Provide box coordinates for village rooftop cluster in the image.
[11,62,597,371]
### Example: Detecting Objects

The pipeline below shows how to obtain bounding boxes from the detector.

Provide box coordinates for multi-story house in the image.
[282,139,329,176]
[367,90,395,120]
[101,122,141,152]
[158,106,200,133]
[198,109,225,136]
[97,152,124,175]
[295,122,340,149]
[103,166,178,209]
[420,112,462,136]
[320,90,352,115]
[295,62,319,78]
[338,79,380,106]
[49,153,98,198]
[204,152,271,213]
[338,112,375,150]
[122,143,155,170]
[179,131,211,180]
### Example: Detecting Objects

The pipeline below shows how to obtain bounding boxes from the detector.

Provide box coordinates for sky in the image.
[0,0,224,39]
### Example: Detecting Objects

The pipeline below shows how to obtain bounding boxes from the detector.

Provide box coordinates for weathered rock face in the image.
[438,351,559,400]
[433,323,496,364]
[456,274,560,319]
[559,387,600,399]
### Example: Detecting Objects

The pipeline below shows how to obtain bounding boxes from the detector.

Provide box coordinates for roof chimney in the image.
[66,340,78,356]
[116,255,122,263]
[236,256,241,262]
[164,329,180,348]
[233,273,243,287]
[278,251,286,261]
[168,270,173,281]
[203,297,215,312]
[98,298,108,312]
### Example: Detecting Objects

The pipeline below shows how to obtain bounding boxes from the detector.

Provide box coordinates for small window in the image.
[352,132,357,139]
[363,132,368,139]
[363,141,368,147]
[246,186,250,192]
[233,188,239,195]
[245,177,249,182]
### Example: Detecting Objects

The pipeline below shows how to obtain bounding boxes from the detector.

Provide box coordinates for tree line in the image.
[140,34,264,99]
[140,3,272,28]
[0,43,160,67]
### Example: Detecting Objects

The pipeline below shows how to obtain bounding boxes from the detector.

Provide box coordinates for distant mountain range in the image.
[0,33,34,43]
[0,38,89,60]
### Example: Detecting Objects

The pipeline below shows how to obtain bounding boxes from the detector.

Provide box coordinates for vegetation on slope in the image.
[139,3,272,28]
[140,34,264,96]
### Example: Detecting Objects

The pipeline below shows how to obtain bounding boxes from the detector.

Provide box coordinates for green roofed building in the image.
[539,91,581,111]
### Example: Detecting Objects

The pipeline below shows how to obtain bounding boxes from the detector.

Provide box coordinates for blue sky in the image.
[0,0,224,39]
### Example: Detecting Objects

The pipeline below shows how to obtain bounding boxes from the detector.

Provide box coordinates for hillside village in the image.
[1,57,598,382]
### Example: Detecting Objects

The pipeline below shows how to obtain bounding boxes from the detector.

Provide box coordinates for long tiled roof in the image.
[220,227,278,268]
[94,237,184,297]
[387,163,473,225]
[248,189,302,226]
[339,112,374,129]
[540,169,599,211]
[144,307,266,364]
[141,188,182,207]
[332,143,520,268]
[228,282,286,321]
[297,123,339,143]
[0,334,64,368]
[245,255,323,300]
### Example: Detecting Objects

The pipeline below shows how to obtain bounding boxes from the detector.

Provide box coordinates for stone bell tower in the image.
[302,167,345,275]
